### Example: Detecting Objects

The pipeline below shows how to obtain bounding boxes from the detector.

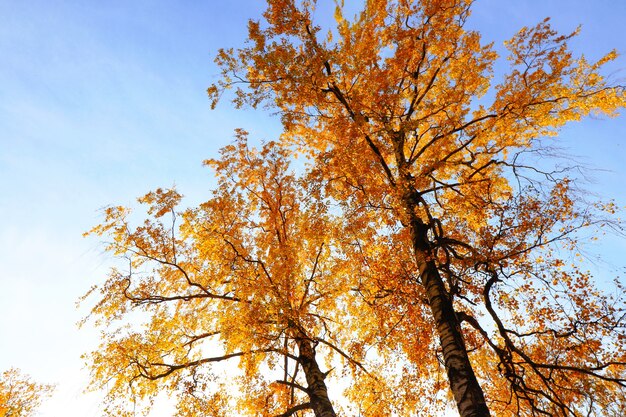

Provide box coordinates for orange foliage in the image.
[0,368,54,417]
[208,1,626,415]
[83,135,442,415]
[85,1,626,416]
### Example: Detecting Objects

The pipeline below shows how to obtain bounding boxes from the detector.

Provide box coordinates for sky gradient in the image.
[1,1,625,416]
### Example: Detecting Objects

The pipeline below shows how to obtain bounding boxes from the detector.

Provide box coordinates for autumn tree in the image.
[0,368,54,417]
[83,135,436,416]
[209,0,626,416]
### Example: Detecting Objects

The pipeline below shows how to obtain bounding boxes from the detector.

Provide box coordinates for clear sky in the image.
[0,1,625,416]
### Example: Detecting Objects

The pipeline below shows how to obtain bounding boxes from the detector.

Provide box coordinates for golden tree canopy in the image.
[83,135,444,416]
[208,0,626,415]
[0,368,54,417]
[83,1,626,416]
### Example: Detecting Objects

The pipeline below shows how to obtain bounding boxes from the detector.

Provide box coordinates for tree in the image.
[84,135,432,416]
[209,0,626,416]
[0,368,54,417]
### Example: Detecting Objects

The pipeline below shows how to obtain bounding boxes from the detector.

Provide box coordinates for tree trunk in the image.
[407,202,490,417]
[296,337,337,417]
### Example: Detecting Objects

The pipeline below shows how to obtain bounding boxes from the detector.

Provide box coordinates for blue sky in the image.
[0,1,624,416]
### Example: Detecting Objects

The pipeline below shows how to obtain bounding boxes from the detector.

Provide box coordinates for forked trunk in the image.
[408,204,490,417]
[296,337,337,417]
